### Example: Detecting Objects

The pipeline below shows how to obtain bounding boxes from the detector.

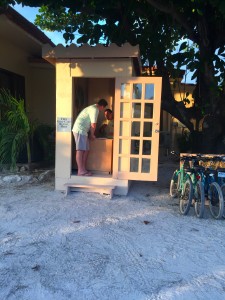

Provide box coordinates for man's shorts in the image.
[73,132,89,151]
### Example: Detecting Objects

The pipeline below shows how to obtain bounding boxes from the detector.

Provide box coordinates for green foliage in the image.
[3,0,225,150]
[31,0,181,67]
[34,124,55,163]
[0,89,36,169]
[13,0,224,98]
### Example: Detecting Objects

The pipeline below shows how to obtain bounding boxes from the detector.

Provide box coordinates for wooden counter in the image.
[86,138,113,173]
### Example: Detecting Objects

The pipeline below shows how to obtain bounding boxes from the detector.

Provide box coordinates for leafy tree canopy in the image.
[2,0,225,152]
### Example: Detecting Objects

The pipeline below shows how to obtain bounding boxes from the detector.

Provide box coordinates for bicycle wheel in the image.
[220,183,225,219]
[208,182,224,219]
[169,170,180,198]
[194,181,205,218]
[179,177,193,215]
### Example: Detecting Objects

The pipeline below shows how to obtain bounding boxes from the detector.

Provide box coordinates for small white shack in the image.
[42,43,162,196]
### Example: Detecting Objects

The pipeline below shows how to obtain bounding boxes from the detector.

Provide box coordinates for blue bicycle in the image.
[189,163,205,218]
[214,156,225,219]
[199,156,224,219]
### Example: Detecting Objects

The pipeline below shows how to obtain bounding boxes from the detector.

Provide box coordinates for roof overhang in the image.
[42,43,141,75]
[0,6,55,55]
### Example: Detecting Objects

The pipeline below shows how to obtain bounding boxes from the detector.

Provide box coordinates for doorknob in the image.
[155,129,160,133]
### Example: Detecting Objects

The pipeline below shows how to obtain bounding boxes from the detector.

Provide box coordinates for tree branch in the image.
[145,0,197,42]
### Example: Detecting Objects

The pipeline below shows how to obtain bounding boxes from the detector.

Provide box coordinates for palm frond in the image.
[0,89,19,110]
[0,89,34,168]
[0,132,16,165]
[11,130,29,168]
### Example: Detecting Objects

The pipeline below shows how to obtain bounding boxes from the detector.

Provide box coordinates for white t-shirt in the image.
[72,104,99,136]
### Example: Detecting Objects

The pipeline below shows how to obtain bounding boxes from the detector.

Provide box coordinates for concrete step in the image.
[64,183,115,199]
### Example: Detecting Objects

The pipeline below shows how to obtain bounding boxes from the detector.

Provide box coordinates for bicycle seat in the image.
[181,157,192,162]
[193,166,205,172]
[205,168,216,175]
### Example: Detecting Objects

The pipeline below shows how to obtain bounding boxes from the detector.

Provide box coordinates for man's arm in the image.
[90,123,96,140]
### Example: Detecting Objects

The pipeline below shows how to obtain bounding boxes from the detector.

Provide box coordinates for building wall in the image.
[0,37,29,76]
[28,63,55,125]
[70,58,134,78]
[55,62,72,183]
[0,16,55,126]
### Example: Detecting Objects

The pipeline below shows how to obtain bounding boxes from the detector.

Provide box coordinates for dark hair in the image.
[105,108,112,114]
[98,99,108,107]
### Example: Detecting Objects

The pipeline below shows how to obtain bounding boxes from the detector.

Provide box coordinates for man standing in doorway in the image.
[98,109,114,139]
[72,99,108,176]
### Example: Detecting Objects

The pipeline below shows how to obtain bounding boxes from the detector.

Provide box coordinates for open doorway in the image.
[72,77,115,175]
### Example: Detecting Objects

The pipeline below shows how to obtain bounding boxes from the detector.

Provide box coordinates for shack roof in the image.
[42,43,141,75]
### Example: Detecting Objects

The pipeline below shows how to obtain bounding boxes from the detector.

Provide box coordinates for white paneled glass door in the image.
[113,77,162,181]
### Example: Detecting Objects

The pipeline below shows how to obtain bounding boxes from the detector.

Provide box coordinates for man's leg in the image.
[74,133,92,175]
[83,150,90,173]
[76,150,86,175]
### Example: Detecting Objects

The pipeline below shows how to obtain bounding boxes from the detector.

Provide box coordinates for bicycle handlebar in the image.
[170,151,225,165]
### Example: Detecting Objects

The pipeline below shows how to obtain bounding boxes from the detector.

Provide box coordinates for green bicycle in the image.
[170,154,193,215]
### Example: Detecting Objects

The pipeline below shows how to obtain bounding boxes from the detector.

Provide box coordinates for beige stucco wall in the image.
[0,37,29,76]
[55,62,73,182]
[70,59,134,77]
[28,63,56,125]
[0,15,55,126]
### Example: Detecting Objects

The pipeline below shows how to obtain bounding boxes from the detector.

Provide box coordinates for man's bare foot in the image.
[77,172,92,176]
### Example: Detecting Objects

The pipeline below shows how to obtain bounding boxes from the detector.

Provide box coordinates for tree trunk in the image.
[195,37,223,153]
[156,62,194,131]
[26,139,31,171]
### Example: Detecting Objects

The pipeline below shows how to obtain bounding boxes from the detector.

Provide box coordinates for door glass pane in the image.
[142,158,150,173]
[130,158,139,172]
[119,157,129,172]
[119,139,129,154]
[120,102,130,118]
[120,121,130,136]
[131,121,140,137]
[145,84,154,100]
[132,103,141,118]
[144,103,153,118]
[131,140,139,154]
[142,140,151,155]
[121,83,131,99]
[143,122,152,137]
[132,83,142,99]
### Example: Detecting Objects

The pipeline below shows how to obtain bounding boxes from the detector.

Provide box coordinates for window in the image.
[0,68,25,100]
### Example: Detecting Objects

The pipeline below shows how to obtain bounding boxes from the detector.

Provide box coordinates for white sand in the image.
[0,161,225,300]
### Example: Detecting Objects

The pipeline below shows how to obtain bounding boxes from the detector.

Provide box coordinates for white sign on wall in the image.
[57,117,72,132]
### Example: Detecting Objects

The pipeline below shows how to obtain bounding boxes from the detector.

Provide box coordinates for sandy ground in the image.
[1,160,225,300]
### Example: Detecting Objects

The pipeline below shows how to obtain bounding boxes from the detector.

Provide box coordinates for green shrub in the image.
[0,89,35,170]
[34,124,55,163]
